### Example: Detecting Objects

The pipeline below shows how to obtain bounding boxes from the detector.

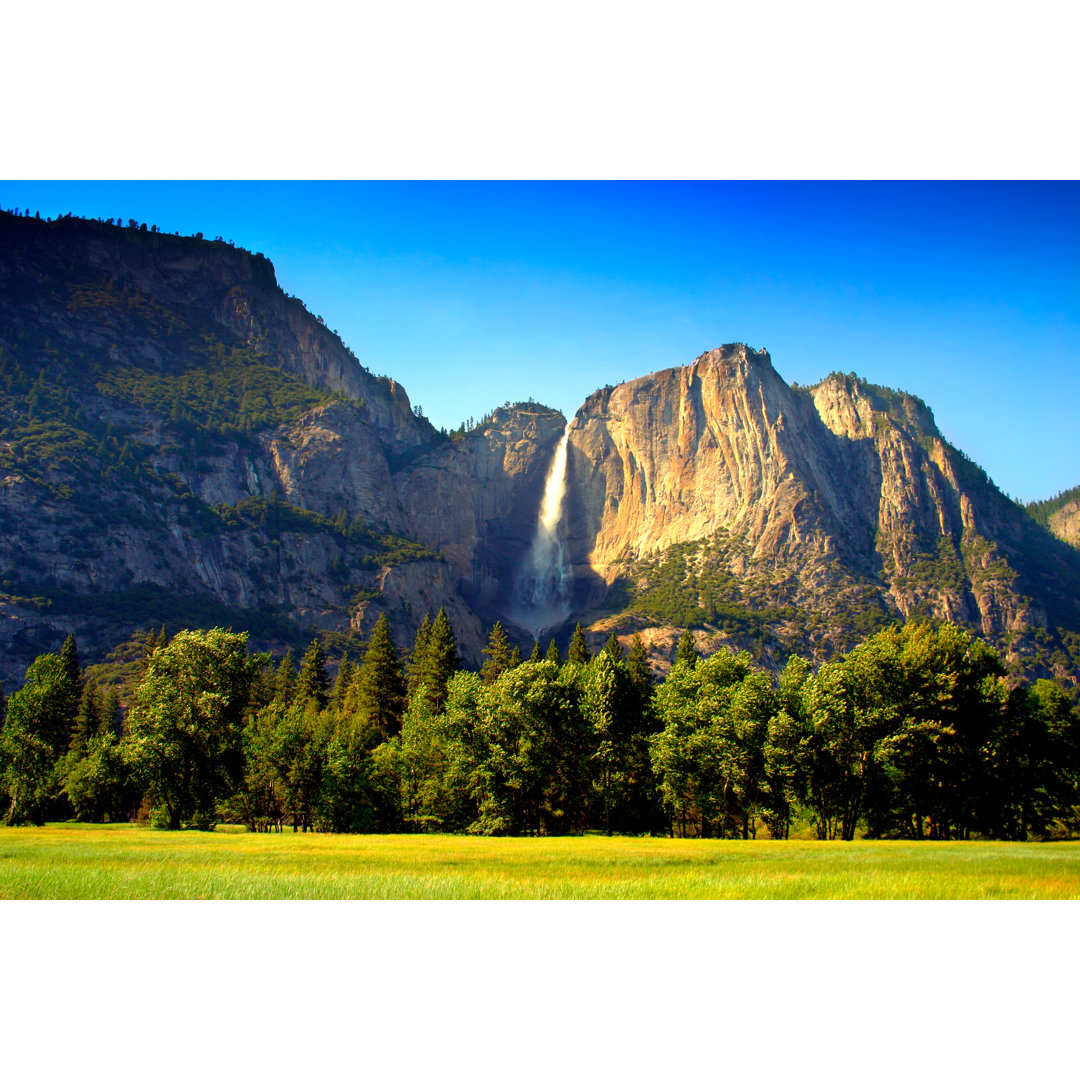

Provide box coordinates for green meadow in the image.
[2,824,1079,899]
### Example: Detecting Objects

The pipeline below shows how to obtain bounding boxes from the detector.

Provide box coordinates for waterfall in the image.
[511,422,573,638]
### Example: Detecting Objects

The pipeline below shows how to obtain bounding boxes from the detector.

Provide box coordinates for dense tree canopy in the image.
[1,616,1077,840]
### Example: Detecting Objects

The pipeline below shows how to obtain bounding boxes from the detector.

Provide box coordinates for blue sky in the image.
[2,180,1076,503]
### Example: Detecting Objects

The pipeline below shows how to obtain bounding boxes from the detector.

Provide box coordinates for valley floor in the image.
[2,825,1079,899]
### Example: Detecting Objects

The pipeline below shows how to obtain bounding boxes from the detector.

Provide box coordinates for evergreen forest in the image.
[2,612,1077,841]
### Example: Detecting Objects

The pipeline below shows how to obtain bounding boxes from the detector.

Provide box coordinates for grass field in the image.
[2,823,1079,898]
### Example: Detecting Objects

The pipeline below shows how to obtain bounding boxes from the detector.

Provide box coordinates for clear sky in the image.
[1,180,1076,503]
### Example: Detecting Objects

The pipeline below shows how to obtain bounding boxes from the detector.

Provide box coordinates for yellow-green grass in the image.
[1,824,1078,899]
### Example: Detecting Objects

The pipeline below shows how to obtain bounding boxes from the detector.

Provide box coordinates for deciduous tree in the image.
[124,628,260,829]
[0,652,75,824]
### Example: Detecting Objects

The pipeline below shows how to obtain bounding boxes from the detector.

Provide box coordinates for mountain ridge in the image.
[2,209,1078,690]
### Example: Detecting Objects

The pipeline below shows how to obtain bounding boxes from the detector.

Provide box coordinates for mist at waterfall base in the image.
[509,424,574,640]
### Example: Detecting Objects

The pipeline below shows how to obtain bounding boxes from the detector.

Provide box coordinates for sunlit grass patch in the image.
[1,826,1079,899]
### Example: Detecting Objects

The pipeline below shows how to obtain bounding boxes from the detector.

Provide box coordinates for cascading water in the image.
[511,422,573,638]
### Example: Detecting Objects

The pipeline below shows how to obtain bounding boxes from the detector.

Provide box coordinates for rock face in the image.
[568,346,842,573]
[393,404,566,628]
[267,401,408,531]
[1049,502,1080,548]
[563,346,1080,678]
[2,213,1079,688]
[0,213,489,681]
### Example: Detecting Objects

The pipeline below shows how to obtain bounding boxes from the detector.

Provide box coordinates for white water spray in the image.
[511,423,573,638]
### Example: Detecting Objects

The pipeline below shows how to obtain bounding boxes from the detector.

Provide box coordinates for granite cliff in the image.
[560,346,1080,679]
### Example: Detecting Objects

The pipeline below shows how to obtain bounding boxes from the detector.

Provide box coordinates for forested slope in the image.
[0,210,480,682]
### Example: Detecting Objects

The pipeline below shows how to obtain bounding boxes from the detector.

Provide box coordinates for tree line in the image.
[1,613,1078,840]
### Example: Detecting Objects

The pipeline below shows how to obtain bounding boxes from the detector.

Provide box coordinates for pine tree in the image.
[59,634,81,698]
[412,608,458,712]
[354,613,406,740]
[142,627,168,660]
[57,634,83,750]
[481,622,513,684]
[69,683,101,754]
[295,638,329,710]
[545,638,561,664]
[406,615,433,700]
[603,633,624,662]
[427,608,459,706]
[329,657,355,714]
[98,689,123,738]
[529,640,543,663]
[626,633,653,703]
[568,623,591,665]
[675,628,698,669]
[273,650,296,705]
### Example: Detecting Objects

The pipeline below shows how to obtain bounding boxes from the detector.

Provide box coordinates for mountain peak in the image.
[694,342,771,365]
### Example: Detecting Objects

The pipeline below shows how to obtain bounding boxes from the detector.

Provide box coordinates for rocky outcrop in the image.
[568,346,843,573]
[1046,500,1080,549]
[265,401,408,531]
[0,404,487,679]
